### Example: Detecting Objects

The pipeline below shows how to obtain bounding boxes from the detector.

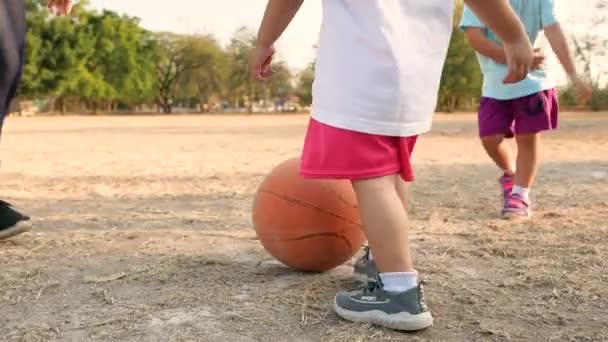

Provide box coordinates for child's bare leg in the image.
[352,175,413,272]
[502,133,539,218]
[335,174,432,331]
[395,177,410,210]
[481,134,516,174]
[358,177,409,274]
[354,177,411,281]
[515,133,540,189]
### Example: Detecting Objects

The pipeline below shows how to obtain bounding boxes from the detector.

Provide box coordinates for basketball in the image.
[252,158,365,272]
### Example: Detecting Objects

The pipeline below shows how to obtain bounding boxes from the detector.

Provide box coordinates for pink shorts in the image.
[300,118,418,181]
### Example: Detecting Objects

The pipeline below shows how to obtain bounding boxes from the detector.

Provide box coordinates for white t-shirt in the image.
[312,0,454,137]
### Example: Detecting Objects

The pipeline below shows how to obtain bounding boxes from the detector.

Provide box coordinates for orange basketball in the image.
[252,158,365,272]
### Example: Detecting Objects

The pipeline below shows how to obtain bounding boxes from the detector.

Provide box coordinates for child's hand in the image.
[249,45,275,81]
[502,38,534,84]
[572,76,593,105]
[48,0,73,15]
[532,48,546,70]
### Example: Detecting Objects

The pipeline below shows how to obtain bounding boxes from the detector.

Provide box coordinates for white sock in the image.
[379,271,418,293]
[513,185,531,199]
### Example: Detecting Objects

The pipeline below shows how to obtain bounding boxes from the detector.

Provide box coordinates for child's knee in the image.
[515,133,539,148]
[481,134,505,148]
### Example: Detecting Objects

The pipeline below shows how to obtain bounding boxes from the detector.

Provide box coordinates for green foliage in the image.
[438,28,482,112]
[558,86,579,109]
[154,33,222,113]
[86,11,157,109]
[222,27,294,113]
[590,85,608,111]
[437,0,482,112]
[559,83,608,111]
[21,4,296,114]
[174,35,227,111]
[21,0,157,113]
[296,64,314,106]
[267,62,293,99]
[18,0,605,114]
[225,27,258,112]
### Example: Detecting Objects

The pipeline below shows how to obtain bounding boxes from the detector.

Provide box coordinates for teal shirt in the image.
[460,0,559,100]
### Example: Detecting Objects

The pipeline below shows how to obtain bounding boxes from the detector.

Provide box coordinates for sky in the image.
[89,0,602,82]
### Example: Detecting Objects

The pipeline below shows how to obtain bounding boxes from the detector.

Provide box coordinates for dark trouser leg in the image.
[0,0,30,240]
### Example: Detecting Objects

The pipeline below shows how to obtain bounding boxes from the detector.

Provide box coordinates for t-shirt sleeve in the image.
[459,5,486,31]
[541,0,559,27]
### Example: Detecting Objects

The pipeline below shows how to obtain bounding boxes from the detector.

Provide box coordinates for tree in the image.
[85,11,157,112]
[154,33,210,113]
[21,0,157,113]
[21,0,97,112]
[226,27,260,113]
[296,63,314,106]
[437,1,482,112]
[175,35,227,112]
[569,0,607,82]
[19,3,308,114]
[20,0,46,97]
[267,62,293,111]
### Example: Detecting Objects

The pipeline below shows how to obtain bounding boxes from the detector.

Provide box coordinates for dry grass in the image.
[0,112,607,341]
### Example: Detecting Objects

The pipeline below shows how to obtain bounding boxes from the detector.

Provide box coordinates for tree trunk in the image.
[198,93,209,113]
[57,97,66,115]
[158,95,172,114]
[162,102,172,114]
[247,91,254,114]
[447,96,457,113]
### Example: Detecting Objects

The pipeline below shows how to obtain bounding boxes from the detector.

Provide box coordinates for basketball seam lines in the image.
[256,190,363,254]
[266,232,355,258]
[257,189,362,226]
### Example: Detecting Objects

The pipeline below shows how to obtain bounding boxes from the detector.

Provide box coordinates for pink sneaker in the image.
[499,174,515,200]
[502,193,531,219]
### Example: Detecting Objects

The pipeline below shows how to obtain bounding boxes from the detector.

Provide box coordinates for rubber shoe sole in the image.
[0,220,32,240]
[334,299,433,332]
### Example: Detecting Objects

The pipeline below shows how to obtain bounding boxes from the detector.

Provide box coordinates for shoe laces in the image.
[361,277,383,295]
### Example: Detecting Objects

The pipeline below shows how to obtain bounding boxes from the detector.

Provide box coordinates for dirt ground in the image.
[0,112,606,342]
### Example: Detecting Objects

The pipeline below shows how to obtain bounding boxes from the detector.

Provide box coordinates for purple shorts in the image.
[478,88,559,138]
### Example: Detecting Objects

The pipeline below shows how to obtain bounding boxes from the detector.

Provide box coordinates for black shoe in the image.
[0,200,31,240]
[334,278,433,331]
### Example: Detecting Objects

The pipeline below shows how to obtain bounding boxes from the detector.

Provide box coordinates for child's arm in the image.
[544,23,592,102]
[464,0,534,83]
[464,28,509,64]
[257,0,303,49]
[463,0,527,45]
[250,0,304,80]
[464,29,545,68]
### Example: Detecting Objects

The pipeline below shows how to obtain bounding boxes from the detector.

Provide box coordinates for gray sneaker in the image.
[334,278,433,331]
[353,246,378,282]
